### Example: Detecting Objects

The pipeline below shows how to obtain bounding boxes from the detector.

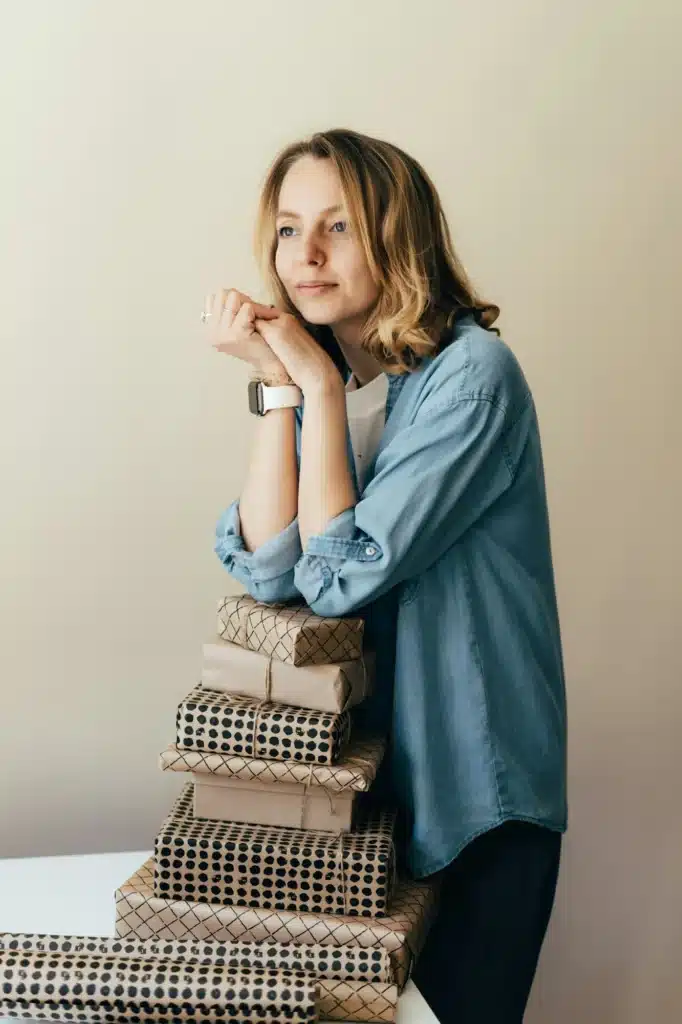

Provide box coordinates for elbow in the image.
[215,548,300,606]
[247,574,301,605]
[294,565,365,619]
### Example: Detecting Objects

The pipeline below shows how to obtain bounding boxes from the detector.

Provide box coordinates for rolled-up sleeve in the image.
[293,394,530,617]
[214,499,303,604]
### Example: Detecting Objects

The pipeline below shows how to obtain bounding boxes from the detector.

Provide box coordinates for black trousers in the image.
[410,821,562,1024]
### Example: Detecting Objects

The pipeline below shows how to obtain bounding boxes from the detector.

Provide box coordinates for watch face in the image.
[247,380,263,415]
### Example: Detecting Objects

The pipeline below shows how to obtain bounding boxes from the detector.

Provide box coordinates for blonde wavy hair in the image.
[253,128,500,376]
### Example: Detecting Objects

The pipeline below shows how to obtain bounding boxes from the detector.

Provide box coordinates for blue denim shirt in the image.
[214,314,568,877]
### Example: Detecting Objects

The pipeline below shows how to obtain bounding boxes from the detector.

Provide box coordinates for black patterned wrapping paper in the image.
[0,951,317,1022]
[115,857,441,992]
[153,783,396,918]
[0,932,392,984]
[160,733,385,793]
[0,934,399,1021]
[176,684,352,766]
[217,595,364,666]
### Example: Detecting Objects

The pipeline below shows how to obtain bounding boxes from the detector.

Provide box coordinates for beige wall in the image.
[1,1,680,1019]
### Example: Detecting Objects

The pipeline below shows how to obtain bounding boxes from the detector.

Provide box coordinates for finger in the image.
[233,301,255,334]
[219,288,242,329]
[249,301,280,319]
[253,316,277,343]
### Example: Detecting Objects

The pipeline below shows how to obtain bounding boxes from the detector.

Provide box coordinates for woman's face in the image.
[274,155,380,345]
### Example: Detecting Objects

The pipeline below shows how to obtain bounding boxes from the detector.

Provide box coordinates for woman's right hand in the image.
[205,287,290,379]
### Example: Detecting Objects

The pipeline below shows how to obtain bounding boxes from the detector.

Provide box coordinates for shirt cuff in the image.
[294,507,383,606]
[304,507,383,562]
[214,499,303,584]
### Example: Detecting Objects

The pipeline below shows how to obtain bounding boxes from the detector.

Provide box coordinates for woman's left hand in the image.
[254,312,339,394]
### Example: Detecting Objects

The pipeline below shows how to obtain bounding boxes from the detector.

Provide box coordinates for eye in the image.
[331,220,347,233]
[277,225,294,238]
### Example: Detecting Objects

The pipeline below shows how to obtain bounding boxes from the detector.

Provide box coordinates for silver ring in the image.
[200,311,211,324]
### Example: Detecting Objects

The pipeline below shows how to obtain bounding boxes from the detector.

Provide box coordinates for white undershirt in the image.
[344,370,389,491]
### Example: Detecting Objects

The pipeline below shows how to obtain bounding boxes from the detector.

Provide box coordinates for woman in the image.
[204,128,568,1023]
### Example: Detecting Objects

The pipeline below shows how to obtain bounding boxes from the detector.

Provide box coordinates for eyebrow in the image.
[275,204,344,220]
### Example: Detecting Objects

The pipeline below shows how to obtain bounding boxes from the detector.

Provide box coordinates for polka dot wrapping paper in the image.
[115,857,440,994]
[216,595,365,666]
[0,984,397,1023]
[0,935,400,1021]
[0,932,393,984]
[152,783,397,918]
[0,951,317,1022]
[201,638,375,714]
[176,684,352,766]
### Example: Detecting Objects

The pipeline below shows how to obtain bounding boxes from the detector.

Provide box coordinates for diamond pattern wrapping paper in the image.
[217,595,365,666]
[116,857,439,992]
[201,638,375,713]
[153,783,396,918]
[0,950,317,1022]
[176,684,352,766]
[160,733,385,793]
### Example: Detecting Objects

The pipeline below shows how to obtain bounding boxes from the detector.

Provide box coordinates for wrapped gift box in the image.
[201,638,375,713]
[217,594,364,666]
[153,783,396,918]
[319,978,397,1022]
[0,950,318,1023]
[0,932,392,984]
[116,857,440,992]
[160,733,385,793]
[0,986,396,1024]
[192,772,357,832]
[176,684,351,766]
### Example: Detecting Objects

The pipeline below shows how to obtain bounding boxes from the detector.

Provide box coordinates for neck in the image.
[335,338,384,387]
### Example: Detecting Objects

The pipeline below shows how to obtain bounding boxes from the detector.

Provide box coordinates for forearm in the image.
[298,373,356,551]
[239,406,298,552]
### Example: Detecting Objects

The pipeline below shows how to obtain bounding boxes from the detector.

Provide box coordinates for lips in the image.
[296,283,337,291]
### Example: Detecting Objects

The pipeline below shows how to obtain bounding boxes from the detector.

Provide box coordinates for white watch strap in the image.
[260,382,302,412]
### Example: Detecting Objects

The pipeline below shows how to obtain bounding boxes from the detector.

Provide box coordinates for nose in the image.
[298,232,325,266]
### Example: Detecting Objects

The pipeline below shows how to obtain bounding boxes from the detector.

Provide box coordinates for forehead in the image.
[277,155,346,216]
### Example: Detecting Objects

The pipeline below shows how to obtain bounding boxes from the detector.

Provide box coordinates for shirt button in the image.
[365,546,376,556]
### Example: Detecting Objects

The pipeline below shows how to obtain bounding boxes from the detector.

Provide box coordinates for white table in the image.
[0,850,437,1023]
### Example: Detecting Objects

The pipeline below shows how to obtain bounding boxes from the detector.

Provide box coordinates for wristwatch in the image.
[248,379,303,416]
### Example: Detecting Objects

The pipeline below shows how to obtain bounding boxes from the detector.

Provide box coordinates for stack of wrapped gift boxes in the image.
[0,596,441,1024]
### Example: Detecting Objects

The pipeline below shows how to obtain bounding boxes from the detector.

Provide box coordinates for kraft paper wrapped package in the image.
[160,733,385,792]
[153,783,396,918]
[115,859,439,994]
[192,772,357,832]
[0,931,393,983]
[176,684,352,766]
[0,987,395,1024]
[159,733,386,834]
[201,638,375,713]
[0,933,397,1023]
[217,594,365,666]
[0,950,318,1022]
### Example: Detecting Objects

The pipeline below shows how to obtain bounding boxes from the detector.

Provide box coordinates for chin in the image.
[299,310,337,325]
